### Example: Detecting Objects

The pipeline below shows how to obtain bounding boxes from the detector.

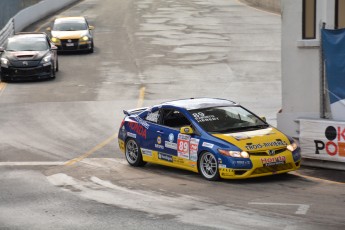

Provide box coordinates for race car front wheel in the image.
[199,151,220,181]
[125,138,146,167]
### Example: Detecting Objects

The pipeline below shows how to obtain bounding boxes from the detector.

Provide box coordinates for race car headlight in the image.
[80,36,89,41]
[51,37,60,44]
[218,149,249,158]
[1,57,9,67]
[40,54,52,64]
[287,142,298,152]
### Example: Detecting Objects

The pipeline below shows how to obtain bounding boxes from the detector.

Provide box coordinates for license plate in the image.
[66,43,74,47]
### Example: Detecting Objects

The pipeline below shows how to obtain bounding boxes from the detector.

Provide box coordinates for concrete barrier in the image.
[0,0,41,29]
[239,0,281,14]
[0,0,80,46]
[0,19,14,47]
[14,0,80,32]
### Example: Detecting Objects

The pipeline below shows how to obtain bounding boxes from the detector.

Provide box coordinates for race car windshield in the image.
[53,22,88,31]
[6,38,48,51]
[189,106,268,133]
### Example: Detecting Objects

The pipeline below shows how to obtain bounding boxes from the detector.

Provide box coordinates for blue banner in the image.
[322,28,345,120]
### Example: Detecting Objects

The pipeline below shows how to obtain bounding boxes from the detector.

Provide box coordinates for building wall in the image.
[278,0,320,137]
[277,0,338,137]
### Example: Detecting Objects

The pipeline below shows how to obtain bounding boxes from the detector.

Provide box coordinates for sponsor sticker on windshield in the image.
[192,112,219,123]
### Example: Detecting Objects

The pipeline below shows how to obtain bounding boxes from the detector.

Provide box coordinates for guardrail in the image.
[0,19,14,47]
[0,0,80,46]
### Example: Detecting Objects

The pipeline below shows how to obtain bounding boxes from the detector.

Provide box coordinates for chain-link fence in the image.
[0,0,41,29]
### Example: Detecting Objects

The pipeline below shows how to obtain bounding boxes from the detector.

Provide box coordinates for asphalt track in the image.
[0,0,345,229]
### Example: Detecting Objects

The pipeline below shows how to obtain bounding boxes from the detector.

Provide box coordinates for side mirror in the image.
[46,27,52,31]
[180,126,194,135]
[0,47,4,52]
[89,25,95,30]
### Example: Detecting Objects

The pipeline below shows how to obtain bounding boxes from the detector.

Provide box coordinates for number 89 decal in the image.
[177,134,191,159]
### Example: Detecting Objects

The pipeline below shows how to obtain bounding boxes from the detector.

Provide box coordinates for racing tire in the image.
[89,42,94,53]
[56,59,59,72]
[125,138,146,167]
[51,64,56,79]
[0,75,9,83]
[198,151,220,181]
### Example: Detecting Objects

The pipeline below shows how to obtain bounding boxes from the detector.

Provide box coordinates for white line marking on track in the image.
[249,202,310,215]
[0,162,65,166]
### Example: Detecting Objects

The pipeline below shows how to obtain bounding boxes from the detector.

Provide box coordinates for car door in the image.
[158,108,201,171]
[159,108,193,159]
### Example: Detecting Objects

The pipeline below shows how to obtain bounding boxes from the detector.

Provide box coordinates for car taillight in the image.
[120,119,125,128]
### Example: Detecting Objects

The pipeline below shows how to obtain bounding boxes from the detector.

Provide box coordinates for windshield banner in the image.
[299,119,345,162]
[321,28,345,120]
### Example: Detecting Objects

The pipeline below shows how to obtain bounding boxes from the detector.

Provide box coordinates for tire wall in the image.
[239,0,281,14]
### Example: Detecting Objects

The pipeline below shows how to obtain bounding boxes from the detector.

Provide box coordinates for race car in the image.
[0,32,58,82]
[48,16,94,53]
[118,98,301,180]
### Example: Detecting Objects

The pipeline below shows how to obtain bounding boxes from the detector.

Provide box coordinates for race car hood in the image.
[3,50,48,61]
[213,127,291,151]
[51,30,89,39]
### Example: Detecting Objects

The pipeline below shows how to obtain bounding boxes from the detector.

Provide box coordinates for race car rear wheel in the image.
[199,151,220,181]
[125,138,146,167]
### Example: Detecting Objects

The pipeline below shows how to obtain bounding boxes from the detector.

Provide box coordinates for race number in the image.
[177,134,190,159]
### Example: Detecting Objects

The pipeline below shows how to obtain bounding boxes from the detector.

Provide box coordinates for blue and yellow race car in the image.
[118,98,301,180]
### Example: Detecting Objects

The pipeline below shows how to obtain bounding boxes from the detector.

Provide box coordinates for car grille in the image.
[11,61,40,68]
[2,66,51,77]
[252,163,293,175]
[14,68,46,76]
[16,55,35,59]
[60,39,79,50]
[248,147,287,156]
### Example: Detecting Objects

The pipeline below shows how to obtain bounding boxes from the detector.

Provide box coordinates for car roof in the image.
[12,32,48,38]
[54,16,86,24]
[160,98,238,110]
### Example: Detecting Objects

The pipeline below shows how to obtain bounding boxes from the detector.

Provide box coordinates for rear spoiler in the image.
[123,107,149,116]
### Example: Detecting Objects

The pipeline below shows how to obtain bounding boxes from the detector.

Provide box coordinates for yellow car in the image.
[48,16,94,53]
